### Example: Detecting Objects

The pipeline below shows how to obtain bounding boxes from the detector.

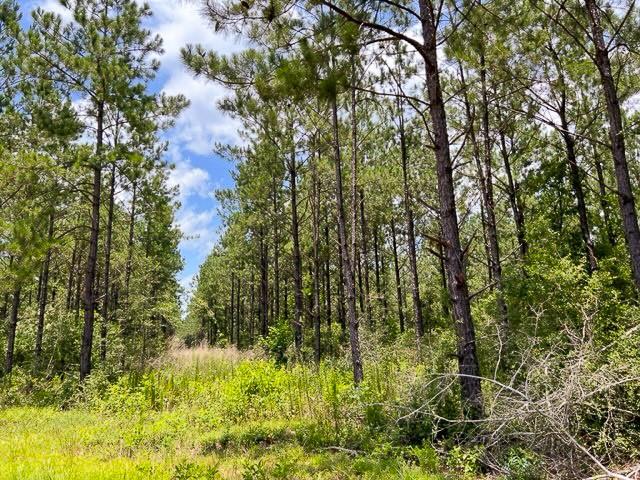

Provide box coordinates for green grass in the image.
[0,407,449,479]
[0,347,478,479]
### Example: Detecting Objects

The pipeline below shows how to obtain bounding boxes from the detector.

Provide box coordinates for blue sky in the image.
[20,0,243,300]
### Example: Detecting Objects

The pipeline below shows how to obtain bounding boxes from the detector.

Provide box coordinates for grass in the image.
[0,345,481,479]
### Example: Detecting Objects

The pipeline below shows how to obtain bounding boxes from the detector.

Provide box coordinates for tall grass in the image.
[0,342,458,480]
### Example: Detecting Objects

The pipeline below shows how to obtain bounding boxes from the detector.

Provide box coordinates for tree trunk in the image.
[120,180,137,367]
[399,106,425,338]
[593,145,616,246]
[66,240,78,312]
[100,163,117,362]
[332,96,363,384]
[391,218,405,333]
[34,211,54,372]
[418,0,483,417]
[230,272,235,345]
[260,228,269,336]
[350,57,365,322]
[460,65,493,282]
[356,247,365,316]
[479,54,508,331]
[283,280,289,321]
[289,142,304,355]
[437,228,450,318]
[559,102,598,273]
[324,221,332,328]
[337,238,346,333]
[236,275,241,348]
[74,244,83,320]
[373,223,388,316]
[312,150,322,364]
[80,100,104,381]
[359,189,373,326]
[249,272,255,345]
[585,0,640,289]
[460,63,507,330]
[497,126,527,259]
[249,270,256,346]
[4,287,21,374]
[272,178,280,321]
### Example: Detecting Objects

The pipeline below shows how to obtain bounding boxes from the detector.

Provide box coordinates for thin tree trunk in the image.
[497,126,527,259]
[585,0,640,289]
[461,63,507,328]
[399,106,425,338]
[546,44,599,273]
[356,248,364,316]
[236,275,241,348]
[332,96,363,384]
[359,189,372,326]
[34,211,55,372]
[260,228,269,336]
[559,105,598,273]
[391,218,405,333]
[312,150,322,364]
[230,272,235,345]
[593,145,616,246]
[100,163,117,362]
[4,287,21,374]
[289,139,304,355]
[373,223,388,316]
[437,229,450,318]
[324,221,332,328]
[74,244,83,321]
[479,54,509,333]
[66,240,78,312]
[272,178,280,321]
[350,56,364,323]
[283,280,289,322]
[337,237,346,333]
[119,181,137,368]
[249,273,255,345]
[460,66,493,280]
[80,100,104,381]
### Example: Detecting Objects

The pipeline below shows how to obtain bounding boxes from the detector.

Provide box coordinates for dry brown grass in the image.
[154,340,263,371]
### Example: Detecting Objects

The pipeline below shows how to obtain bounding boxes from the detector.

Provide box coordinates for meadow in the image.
[0,345,484,480]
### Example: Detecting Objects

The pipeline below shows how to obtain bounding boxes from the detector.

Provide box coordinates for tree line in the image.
[0,0,185,380]
[184,0,640,420]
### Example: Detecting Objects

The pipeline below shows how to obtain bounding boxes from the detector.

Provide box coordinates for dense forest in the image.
[2,0,640,478]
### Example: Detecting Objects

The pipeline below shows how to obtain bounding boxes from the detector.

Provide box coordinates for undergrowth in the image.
[1,332,638,479]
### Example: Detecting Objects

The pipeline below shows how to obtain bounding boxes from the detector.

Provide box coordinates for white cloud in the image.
[176,208,218,250]
[146,0,245,155]
[30,0,74,21]
[163,71,243,155]
[166,149,212,202]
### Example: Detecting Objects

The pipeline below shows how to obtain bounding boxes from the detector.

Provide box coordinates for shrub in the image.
[501,448,542,480]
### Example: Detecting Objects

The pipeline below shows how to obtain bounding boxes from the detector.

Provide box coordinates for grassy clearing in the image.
[0,345,486,479]
[0,407,443,479]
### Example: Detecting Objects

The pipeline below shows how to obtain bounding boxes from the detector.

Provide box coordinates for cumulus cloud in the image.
[146,0,245,154]
[177,208,218,250]
[163,71,242,155]
[166,150,212,202]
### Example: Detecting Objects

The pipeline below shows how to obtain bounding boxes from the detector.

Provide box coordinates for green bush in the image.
[259,319,293,365]
[501,448,542,480]
[172,460,219,480]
